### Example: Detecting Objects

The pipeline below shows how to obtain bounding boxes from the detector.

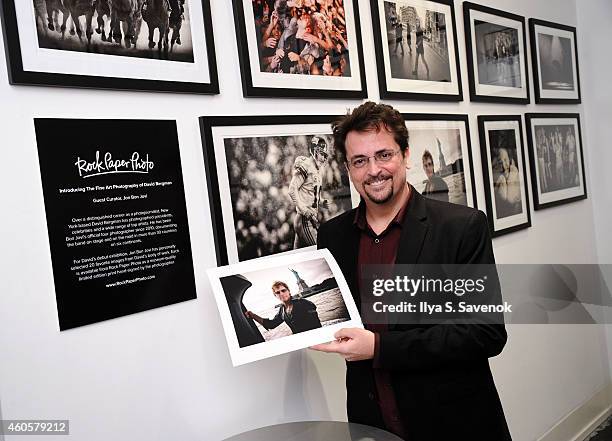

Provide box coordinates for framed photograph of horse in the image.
[231,0,367,99]
[0,0,219,93]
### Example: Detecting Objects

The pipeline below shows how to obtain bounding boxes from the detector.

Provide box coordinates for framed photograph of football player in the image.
[463,2,530,104]
[200,115,359,265]
[402,114,477,208]
[529,19,581,104]
[525,113,587,210]
[0,0,219,93]
[231,0,367,99]
[206,249,362,366]
[369,0,463,101]
[478,115,531,237]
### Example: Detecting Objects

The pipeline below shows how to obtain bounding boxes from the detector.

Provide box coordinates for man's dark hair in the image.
[422,149,433,163]
[331,101,409,160]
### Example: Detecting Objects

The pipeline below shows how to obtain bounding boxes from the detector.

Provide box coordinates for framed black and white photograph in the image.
[369,0,462,101]
[0,0,219,93]
[478,115,531,237]
[525,113,587,210]
[206,249,362,366]
[529,19,581,104]
[402,114,477,207]
[200,115,359,266]
[463,2,529,104]
[231,0,367,98]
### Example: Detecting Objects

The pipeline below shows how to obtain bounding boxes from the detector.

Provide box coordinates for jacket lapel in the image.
[395,188,429,265]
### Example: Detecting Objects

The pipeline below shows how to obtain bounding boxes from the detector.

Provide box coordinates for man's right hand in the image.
[244,310,254,319]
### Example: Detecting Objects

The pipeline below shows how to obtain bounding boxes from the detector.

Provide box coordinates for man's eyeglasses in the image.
[347,149,401,169]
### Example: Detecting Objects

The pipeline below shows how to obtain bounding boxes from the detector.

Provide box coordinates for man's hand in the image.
[244,310,254,319]
[310,328,375,362]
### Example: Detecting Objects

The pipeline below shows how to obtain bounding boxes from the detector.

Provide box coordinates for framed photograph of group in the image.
[478,115,531,237]
[529,19,581,104]
[525,113,587,210]
[370,0,463,101]
[200,115,359,266]
[402,114,477,208]
[0,0,219,93]
[463,2,529,104]
[231,0,367,98]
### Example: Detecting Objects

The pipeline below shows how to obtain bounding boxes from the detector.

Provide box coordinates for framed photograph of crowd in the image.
[0,0,219,93]
[206,249,362,366]
[402,114,477,207]
[463,2,529,104]
[478,115,531,237]
[529,19,581,104]
[200,114,359,266]
[525,113,587,210]
[231,0,367,98]
[369,0,463,101]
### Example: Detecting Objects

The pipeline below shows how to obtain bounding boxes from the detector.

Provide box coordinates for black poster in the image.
[35,119,196,330]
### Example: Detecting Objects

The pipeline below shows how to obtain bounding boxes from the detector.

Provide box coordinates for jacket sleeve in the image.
[262,307,284,330]
[377,210,508,371]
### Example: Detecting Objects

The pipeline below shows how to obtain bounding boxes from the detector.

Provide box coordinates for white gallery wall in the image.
[0,0,610,440]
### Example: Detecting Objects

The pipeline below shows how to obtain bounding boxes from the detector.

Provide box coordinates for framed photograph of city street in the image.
[478,115,531,237]
[463,2,529,104]
[525,113,587,210]
[402,114,477,207]
[231,0,367,98]
[370,0,463,101]
[529,19,581,104]
[0,0,219,93]
[206,249,362,366]
[200,115,359,266]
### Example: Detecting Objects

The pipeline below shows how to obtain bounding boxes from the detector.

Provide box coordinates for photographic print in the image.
[1,0,218,93]
[403,114,477,207]
[525,113,587,209]
[207,249,362,366]
[34,0,194,61]
[232,0,367,98]
[529,19,581,103]
[370,0,463,101]
[200,115,358,265]
[478,115,531,237]
[463,2,529,103]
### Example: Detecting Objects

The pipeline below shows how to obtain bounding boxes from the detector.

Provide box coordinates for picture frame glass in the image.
[482,120,529,232]
[404,118,476,208]
[13,0,212,84]
[528,117,585,205]
[240,0,364,91]
[468,9,527,99]
[376,0,460,96]
[534,24,579,101]
[209,121,359,264]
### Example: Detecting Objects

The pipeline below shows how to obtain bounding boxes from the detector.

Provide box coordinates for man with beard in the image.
[311,102,511,440]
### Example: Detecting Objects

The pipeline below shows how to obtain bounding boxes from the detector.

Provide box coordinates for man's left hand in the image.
[310,328,375,362]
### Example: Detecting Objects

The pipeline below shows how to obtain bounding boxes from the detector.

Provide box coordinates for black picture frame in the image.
[478,115,531,237]
[200,114,356,266]
[231,0,367,99]
[525,113,587,210]
[463,2,530,104]
[401,113,477,208]
[0,0,219,94]
[529,18,582,104]
[370,0,463,101]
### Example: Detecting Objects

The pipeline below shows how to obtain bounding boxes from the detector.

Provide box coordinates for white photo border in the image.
[206,249,363,366]
[525,113,587,210]
[463,2,530,104]
[478,115,532,237]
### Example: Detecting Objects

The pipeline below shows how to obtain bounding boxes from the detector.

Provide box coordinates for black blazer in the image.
[317,189,512,441]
